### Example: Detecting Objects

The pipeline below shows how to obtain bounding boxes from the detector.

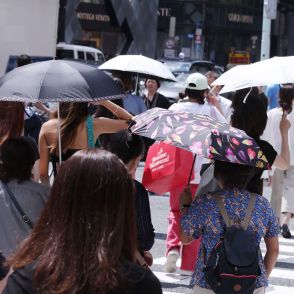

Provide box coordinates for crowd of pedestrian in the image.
[0,54,293,294]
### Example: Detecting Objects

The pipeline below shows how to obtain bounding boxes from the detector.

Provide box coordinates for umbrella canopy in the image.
[99,54,177,81]
[212,56,294,94]
[130,108,269,169]
[0,60,124,103]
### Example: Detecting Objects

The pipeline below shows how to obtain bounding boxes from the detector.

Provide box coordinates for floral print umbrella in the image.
[130,108,270,169]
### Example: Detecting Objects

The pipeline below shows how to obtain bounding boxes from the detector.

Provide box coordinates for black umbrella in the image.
[0,60,124,102]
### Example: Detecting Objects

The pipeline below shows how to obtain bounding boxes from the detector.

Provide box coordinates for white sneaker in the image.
[164,249,180,273]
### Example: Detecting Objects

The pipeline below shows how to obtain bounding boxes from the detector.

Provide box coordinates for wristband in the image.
[180,204,190,213]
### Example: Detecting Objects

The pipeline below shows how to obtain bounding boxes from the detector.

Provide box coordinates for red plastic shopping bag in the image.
[142,142,195,195]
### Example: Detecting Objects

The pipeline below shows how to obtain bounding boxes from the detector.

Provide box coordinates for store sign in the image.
[76,3,116,31]
[228,13,253,24]
[229,51,250,64]
[158,7,172,17]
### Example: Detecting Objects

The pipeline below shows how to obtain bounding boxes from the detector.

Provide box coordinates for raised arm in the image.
[96,100,133,120]
[38,124,50,185]
[273,114,290,170]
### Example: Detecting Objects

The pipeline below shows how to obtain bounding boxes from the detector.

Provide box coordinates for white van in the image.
[56,43,105,65]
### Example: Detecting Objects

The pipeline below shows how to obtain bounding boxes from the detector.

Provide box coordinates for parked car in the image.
[56,43,106,66]
[158,73,189,104]
[158,58,223,76]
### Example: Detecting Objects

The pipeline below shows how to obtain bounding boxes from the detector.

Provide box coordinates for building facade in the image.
[157,0,294,66]
[58,0,294,65]
[157,0,264,66]
[58,0,158,58]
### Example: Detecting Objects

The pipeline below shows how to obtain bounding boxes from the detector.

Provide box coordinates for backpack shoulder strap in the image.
[214,195,233,227]
[241,193,257,230]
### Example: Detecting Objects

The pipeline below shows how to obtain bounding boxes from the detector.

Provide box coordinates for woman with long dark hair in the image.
[231,87,290,194]
[38,100,133,185]
[3,149,162,293]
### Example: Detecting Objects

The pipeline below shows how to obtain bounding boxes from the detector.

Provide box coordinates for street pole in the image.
[260,0,277,60]
[260,0,271,60]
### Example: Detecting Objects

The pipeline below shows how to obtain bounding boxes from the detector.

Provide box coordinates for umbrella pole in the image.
[188,154,197,184]
[135,74,139,95]
[57,103,62,166]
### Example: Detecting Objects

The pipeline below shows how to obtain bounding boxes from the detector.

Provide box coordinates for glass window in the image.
[190,63,214,74]
[97,53,104,61]
[78,51,85,60]
[86,52,96,60]
[56,49,74,59]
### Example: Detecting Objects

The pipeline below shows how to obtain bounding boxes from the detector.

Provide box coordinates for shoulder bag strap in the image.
[241,193,256,230]
[214,195,233,227]
[135,251,148,269]
[86,116,95,148]
[151,93,159,108]
[1,182,33,229]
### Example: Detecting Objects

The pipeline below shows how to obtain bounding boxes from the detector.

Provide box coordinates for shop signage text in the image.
[228,13,253,24]
[77,12,110,22]
[158,7,171,17]
[76,3,117,32]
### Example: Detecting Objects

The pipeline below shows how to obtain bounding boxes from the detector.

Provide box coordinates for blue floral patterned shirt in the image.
[181,188,280,289]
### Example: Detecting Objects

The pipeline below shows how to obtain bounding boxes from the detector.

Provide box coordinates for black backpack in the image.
[203,194,261,294]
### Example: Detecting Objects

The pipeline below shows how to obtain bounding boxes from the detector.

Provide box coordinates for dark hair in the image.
[10,149,137,293]
[184,89,206,104]
[0,138,36,183]
[0,102,24,145]
[51,102,71,119]
[231,87,267,139]
[51,102,89,154]
[102,131,144,164]
[16,54,31,67]
[214,160,255,190]
[112,72,133,92]
[145,79,160,88]
[279,87,294,112]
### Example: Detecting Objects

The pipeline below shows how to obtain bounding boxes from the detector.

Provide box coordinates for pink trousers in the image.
[166,184,201,271]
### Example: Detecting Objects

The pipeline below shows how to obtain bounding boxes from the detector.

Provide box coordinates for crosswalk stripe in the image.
[266,285,294,293]
[269,267,294,279]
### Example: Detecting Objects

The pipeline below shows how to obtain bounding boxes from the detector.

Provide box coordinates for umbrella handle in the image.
[188,155,196,184]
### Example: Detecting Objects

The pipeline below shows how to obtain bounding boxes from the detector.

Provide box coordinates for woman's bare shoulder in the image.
[41,119,58,130]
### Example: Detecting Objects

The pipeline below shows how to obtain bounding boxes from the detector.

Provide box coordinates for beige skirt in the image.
[281,166,294,215]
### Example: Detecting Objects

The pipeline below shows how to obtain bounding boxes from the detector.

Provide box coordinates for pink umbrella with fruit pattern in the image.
[130,108,270,169]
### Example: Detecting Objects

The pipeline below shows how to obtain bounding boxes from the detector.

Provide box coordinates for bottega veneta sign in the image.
[76,3,116,31]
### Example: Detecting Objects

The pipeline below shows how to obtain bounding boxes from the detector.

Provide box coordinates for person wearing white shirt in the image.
[262,87,294,238]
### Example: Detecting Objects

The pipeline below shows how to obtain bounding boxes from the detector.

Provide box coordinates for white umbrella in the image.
[99,54,177,81]
[212,56,294,94]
